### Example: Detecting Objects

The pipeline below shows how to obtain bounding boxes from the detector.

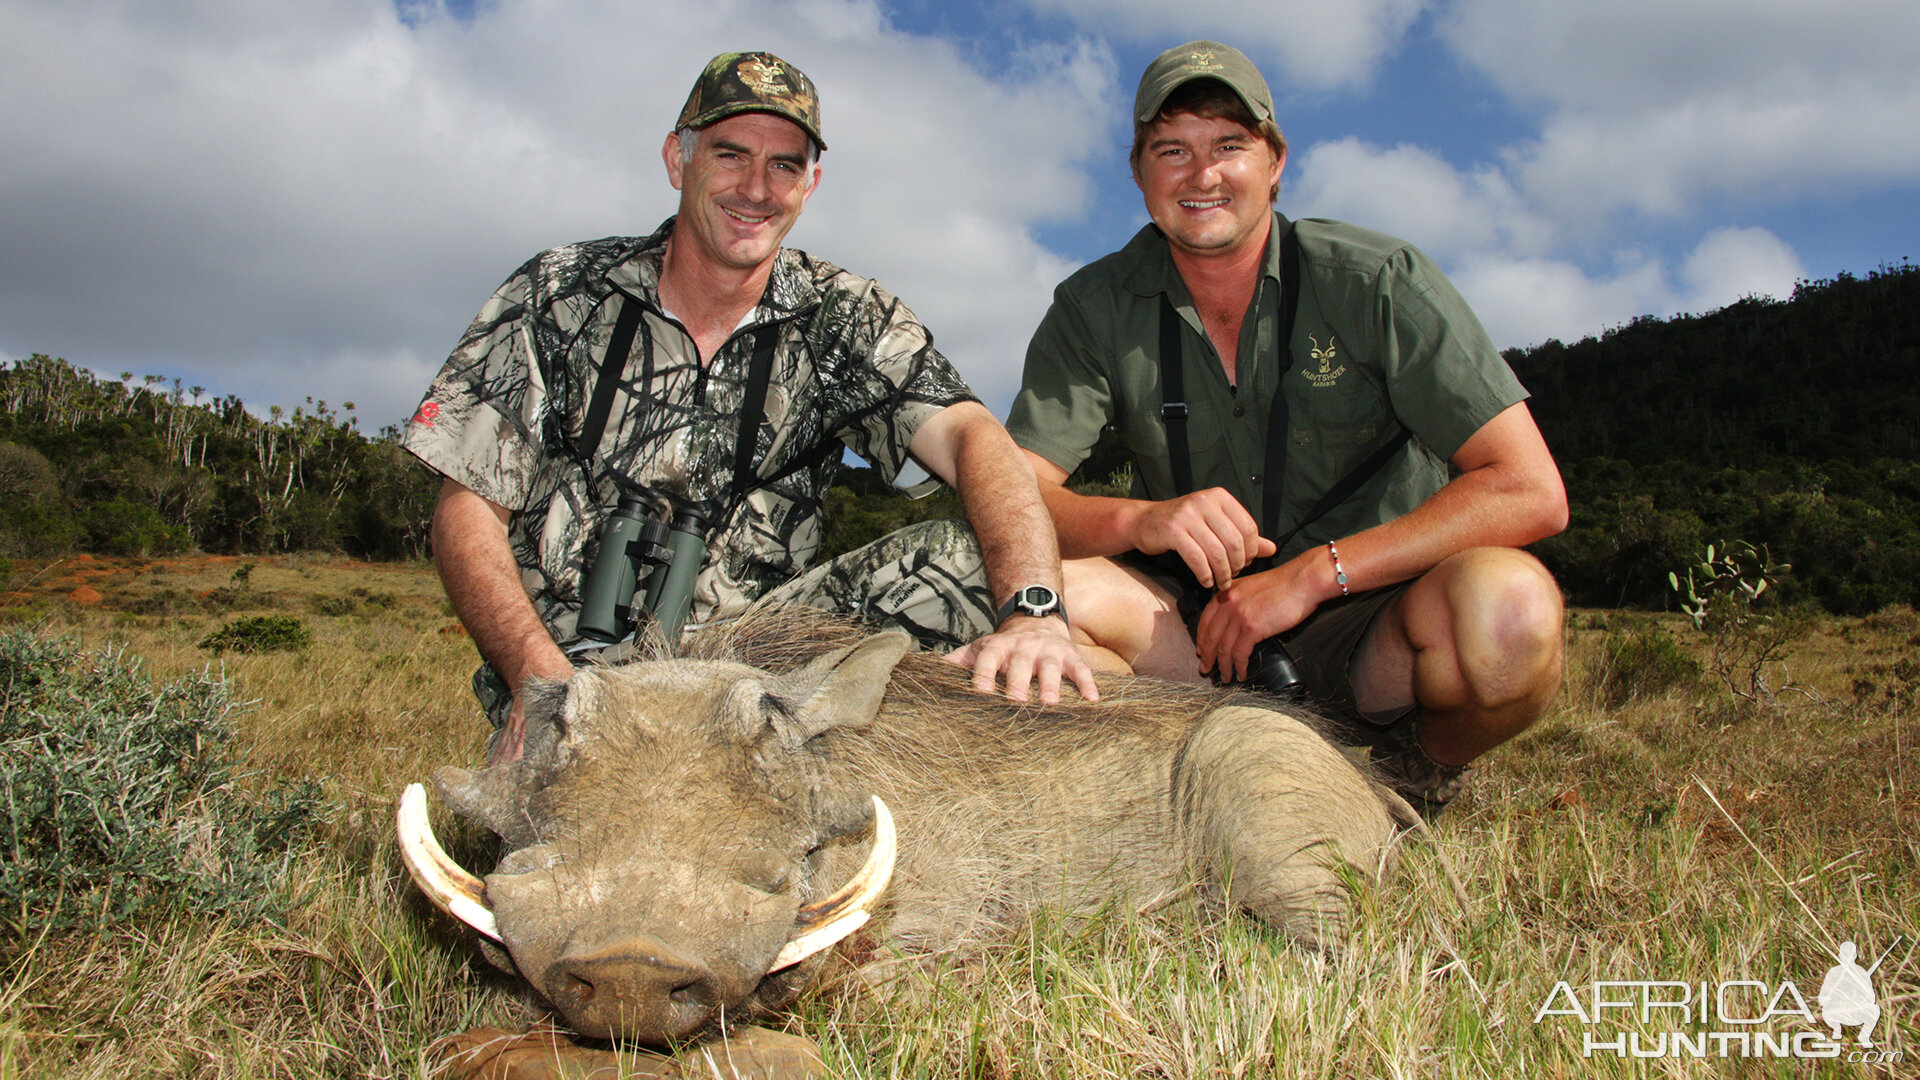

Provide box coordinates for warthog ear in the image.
[433,677,574,849]
[752,631,912,750]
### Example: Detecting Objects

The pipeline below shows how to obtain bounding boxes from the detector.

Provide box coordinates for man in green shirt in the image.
[1007,40,1568,810]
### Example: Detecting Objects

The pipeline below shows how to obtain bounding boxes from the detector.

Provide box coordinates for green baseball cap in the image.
[675,51,826,150]
[1134,40,1273,125]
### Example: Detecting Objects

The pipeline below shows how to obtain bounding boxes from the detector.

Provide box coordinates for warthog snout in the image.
[546,936,735,1041]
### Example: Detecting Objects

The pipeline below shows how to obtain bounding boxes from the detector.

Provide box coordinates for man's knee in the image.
[1061,556,1188,673]
[1419,547,1564,709]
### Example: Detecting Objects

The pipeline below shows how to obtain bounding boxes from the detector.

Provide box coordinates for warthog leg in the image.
[1175,705,1402,949]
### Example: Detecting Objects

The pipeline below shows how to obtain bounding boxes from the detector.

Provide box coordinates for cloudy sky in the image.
[4,0,1916,433]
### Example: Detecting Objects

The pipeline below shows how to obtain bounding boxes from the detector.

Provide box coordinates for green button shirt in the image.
[1009,213,1527,560]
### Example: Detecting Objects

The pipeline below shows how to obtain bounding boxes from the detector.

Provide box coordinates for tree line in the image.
[1509,260,1919,614]
[0,356,436,560]
[5,257,1917,615]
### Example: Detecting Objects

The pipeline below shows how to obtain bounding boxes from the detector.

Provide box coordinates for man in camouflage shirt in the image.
[404,51,1095,763]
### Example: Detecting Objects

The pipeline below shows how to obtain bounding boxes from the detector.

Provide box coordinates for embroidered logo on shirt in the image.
[1301,335,1348,388]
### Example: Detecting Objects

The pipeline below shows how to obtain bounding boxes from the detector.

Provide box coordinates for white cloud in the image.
[0,0,1113,427]
[1289,137,1554,263]
[1678,227,1805,312]
[1442,0,1920,226]
[1285,136,1808,351]
[1454,227,1804,352]
[1023,0,1428,90]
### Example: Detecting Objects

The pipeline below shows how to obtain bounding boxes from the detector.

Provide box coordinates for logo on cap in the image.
[739,56,786,97]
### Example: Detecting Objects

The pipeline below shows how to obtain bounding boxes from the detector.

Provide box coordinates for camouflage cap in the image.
[1134,40,1273,125]
[676,51,826,151]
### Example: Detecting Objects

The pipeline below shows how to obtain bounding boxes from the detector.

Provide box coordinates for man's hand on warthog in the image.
[430,1023,826,1080]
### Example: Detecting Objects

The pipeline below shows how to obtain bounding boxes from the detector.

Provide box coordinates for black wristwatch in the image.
[997,584,1067,626]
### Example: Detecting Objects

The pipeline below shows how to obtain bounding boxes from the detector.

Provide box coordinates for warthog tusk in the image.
[396,782,501,942]
[769,795,896,971]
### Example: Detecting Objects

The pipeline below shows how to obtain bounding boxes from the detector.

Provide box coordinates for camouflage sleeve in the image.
[399,261,553,512]
[826,278,978,485]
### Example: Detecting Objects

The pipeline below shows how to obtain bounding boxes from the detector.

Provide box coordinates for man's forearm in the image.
[952,423,1064,603]
[1298,404,1567,595]
[431,479,572,691]
[910,404,1064,602]
[1035,483,1152,560]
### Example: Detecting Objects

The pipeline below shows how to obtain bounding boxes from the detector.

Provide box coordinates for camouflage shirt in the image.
[401,218,977,647]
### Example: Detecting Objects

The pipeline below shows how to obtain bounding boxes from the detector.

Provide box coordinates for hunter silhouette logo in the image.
[1302,335,1348,387]
[1819,939,1896,1048]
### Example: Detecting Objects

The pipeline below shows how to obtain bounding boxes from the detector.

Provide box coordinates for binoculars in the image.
[1241,637,1306,701]
[576,494,709,646]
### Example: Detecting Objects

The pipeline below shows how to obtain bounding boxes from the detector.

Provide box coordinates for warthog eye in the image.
[736,848,795,895]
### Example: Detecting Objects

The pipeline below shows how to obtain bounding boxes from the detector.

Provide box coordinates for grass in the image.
[1,555,1914,1077]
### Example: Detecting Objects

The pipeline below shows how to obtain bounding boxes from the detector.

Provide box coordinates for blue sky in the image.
[3,0,1915,430]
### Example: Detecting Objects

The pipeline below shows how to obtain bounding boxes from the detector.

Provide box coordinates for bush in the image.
[0,629,327,939]
[1595,625,1701,708]
[199,614,312,654]
[81,496,190,557]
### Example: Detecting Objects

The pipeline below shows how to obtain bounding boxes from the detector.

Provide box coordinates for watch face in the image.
[1016,585,1059,615]
[1000,584,1065,624]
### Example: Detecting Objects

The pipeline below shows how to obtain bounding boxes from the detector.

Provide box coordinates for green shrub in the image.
[310,594,359,617]
[0,629,327,939]
[1595,626,1701,708]
[199,614,311,654]
[81,497,190,557]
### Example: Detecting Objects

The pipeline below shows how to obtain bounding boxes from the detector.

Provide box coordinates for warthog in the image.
[400,609,1418,1078]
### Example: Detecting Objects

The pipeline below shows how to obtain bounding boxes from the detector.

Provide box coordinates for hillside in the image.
[0,357,436,561]
[1507,260,1920,613]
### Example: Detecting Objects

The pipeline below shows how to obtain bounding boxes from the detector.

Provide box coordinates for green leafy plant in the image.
[1668,540,1804,701]
[0,629,327,939]
[1668,540,1786,630]
[198,613,311,654]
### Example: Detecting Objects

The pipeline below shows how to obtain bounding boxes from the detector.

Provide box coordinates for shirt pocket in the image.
[1287,371,1394,472]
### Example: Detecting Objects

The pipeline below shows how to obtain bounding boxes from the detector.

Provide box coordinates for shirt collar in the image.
[603,216,822,319]
[1121,210,1287,302]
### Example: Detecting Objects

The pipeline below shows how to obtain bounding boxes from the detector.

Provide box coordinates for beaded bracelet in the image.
[1328,540,1350,596]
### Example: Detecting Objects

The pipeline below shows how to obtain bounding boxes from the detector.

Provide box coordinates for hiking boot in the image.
[1371,720,1470,818]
